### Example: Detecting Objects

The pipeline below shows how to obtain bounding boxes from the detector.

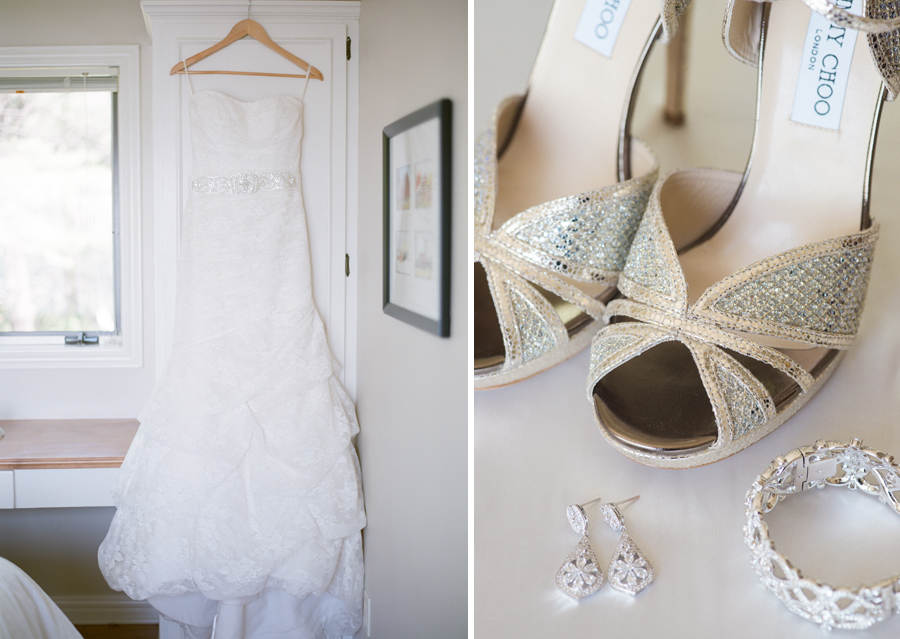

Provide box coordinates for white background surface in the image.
[474,1,900,637]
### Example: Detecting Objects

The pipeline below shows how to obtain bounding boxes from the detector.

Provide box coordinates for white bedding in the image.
[0,557,81,639]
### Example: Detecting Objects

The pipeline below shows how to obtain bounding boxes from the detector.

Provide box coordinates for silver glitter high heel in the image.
[474,0,691,390]
[587,0,900,468]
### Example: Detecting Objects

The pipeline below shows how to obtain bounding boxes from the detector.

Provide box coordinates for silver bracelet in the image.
[745,439,900,631]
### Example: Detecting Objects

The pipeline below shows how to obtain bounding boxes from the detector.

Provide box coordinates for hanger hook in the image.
[247,0,251,21]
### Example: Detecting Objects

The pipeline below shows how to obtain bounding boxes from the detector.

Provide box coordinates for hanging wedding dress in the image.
[99,74,365,639]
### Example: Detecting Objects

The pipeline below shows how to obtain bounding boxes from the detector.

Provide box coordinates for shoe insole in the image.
[595,338,835,453]
[595,1,883,453]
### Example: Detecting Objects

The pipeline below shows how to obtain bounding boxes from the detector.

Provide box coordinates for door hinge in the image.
[345,253,350,277]
[347,37,351,61]
[65,332,100,346]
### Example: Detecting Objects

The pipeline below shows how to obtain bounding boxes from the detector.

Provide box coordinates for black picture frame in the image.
[382,98,452,337]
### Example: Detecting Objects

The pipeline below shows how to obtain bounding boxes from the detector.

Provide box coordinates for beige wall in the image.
[355,0,467,638]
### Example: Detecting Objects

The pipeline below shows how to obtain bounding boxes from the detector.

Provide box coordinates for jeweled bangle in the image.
[745,439,900,631]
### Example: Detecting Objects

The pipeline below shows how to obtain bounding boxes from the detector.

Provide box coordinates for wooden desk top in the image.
[0,419,138,470]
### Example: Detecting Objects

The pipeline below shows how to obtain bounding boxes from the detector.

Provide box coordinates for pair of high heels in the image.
[475,0,900,468]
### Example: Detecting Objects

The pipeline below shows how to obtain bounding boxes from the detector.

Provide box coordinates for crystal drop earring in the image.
[599,496,654,595]
[556,497,605,599]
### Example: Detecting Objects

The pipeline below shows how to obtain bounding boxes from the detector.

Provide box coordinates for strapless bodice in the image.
[189,91,304,176]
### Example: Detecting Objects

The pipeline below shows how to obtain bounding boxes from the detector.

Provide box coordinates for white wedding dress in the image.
[99,88,365,639]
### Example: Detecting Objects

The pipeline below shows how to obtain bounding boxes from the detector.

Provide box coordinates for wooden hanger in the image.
[169,19,324,81]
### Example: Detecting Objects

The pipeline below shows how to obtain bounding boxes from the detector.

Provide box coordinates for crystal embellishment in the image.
[838,448,870,480]
[566,505,588,535]
[599,503,654,596]
[600,503,625,531]
[746,441,900,630]
[607,532,654,596]
[191,171,298,195]
[557,536,604,599]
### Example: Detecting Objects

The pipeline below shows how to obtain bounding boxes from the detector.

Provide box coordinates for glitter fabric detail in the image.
[622,215,676,299]
[508,285,557,363]
[509,182,651,281]
[867,0,900,100]
[479,240,607,320]
[588,332,641,383]
[474,96,522,236]
[591,165,880,454]
[709,244,875,336]
[607,298,815,390]
[474,100,660,380]
[713,361,771,439]
[191,172,297,195]
[474,129,495,234]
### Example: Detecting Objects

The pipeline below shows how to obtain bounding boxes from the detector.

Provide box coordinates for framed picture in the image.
[383,98,451,337]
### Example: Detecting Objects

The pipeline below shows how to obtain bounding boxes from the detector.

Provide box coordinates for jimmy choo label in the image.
[574,0,634,59]
[790,0,861,130]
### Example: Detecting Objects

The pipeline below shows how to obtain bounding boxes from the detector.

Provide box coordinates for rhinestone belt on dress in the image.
[190,172,297,195]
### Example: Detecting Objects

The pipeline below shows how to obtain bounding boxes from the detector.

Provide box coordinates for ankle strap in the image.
[725,0,900,62]
[732,0,900,33]
[724,0,900,99]
[802,0,900,34]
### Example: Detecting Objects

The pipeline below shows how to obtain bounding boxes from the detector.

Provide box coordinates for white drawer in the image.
[14,467,119,508]
[0,470,13,508]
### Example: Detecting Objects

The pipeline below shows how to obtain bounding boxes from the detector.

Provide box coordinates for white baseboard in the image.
[52,594,158,625]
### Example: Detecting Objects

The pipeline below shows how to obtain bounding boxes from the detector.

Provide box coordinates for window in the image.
[0,46,140,368]
[0,71,117,337]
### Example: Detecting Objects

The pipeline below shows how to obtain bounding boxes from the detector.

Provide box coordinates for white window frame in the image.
[0,45,141,369]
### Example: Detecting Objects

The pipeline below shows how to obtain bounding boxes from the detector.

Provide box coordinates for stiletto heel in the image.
[587,0,900,467]
[664,4,690,125]
[474,0,691,389]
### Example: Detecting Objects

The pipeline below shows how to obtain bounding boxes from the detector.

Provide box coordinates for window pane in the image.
[0,91,115,333]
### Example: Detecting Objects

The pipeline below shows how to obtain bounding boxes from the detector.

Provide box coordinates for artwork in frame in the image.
[382,98,451,337]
